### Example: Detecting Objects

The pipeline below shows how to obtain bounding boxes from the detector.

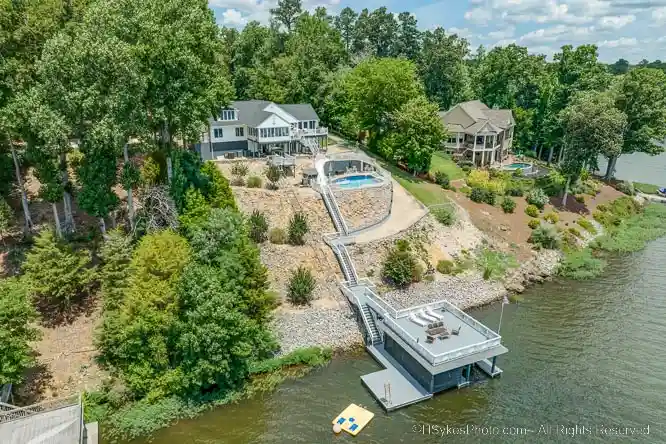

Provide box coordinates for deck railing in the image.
[0,394,80,424]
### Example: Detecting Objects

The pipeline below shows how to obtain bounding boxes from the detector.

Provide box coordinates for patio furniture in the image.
[426,335,435,344]
[409,314,428,327]
[425,307,444,321]
[438,332,450,340]
[418,309,438,323]
[452,325,462,335]
[426,321,449,337]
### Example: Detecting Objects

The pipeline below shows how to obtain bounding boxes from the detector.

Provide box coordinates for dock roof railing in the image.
[361,287,502,367]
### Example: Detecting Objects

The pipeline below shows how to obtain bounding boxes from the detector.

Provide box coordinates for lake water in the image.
[128,154,666,444]
[597,152,666,186]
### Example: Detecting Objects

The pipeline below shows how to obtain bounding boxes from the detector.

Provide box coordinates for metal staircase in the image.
[337,244,358,286]
[321,186,348,235]
[361,303,381,344]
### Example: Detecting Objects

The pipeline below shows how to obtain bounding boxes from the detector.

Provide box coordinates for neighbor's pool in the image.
[503,162,533,170]
[332,174,382,189]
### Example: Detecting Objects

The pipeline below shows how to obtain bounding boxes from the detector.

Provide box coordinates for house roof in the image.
[213,100,320,127]
[440,100,514,134]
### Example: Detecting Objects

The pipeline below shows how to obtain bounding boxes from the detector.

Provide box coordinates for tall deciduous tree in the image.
[367,7,398,57]
[334,7,357,53]
[560,91,626,205]
[605,68,666,179]
[270,0,302,33]
[393,12,420,60]
[345,57,422,143]
[419,28,471,110]
[379,96,445,174]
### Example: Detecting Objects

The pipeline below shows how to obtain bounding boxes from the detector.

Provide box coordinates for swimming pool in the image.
[503,162,533,170]
[332,174,383,189]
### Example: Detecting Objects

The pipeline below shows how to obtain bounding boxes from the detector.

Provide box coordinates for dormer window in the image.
[220,109,237,121]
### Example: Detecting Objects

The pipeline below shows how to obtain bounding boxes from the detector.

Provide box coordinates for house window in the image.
[235,127,244,137]
[309,121,315,130]
[298,122,303,129]
[213,128,223,138]
[221,109,236,121]
[447,137,456,144]
[476,136,484,145]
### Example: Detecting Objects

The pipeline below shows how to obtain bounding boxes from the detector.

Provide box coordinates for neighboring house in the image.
[439,100,515,166]
[195,100,328,161]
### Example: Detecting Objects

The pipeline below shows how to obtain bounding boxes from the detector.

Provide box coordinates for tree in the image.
[23,229,95,308]
[0,278,41,385]
[334,7,358,53]
[351,8,371,58]
[188,209,276,323]
[0,197,12,245]
[382,240,420,287]
[179,187,212,237]
[99,229,133,312]
[96,230,191,397]
[605,68,666,179]
[609,58,630,75]
[367,7,398,57]
[345,57,422,143]
[270,0,302,33]
[265,164,283,189]
[393,12,420,60]
[379,96,445,174]
[560,91,627,205]
[419,28,471,110]
[201,161,237,210]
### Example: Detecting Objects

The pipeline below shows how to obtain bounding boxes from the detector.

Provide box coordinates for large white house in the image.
[439,100,514,166]
[195,100,328,160]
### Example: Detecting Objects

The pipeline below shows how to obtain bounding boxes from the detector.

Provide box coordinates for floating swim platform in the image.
[332,404,374,436]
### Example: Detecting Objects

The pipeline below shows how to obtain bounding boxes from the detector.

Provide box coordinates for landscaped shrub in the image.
[525,204,539,217]
[467,169,505,195]
[526,188,549,210]
[436,259,455,274]
[230,162,249,178]
[382,242,420,287]
[269,228,287,244]
[265,165,282,189]
[577,219,597,235]
[528,219,540,229]
[558,249,607,280]
[535,171,566,196]
[528,224,561,249]
[448,185,457,192]
[482,190,496,205]
[248,210,269,243]
[460,186,471,195]
[433,171,450,188]
[288,212,309,245]
[568,227,582,238]
[543,212,559,224]
[201,162,237,210]
[476,248,518,280]
[505,187,524,197]
[596,204,608,212]
[501,197,516,214]
[230,176,245,186]
[431,206,456,226]
[615,180,635,196]
[574,194,585,204]
[470,187,486,203]
[287,267,316,305]
[247,176,262,188]
[512,168,523,177]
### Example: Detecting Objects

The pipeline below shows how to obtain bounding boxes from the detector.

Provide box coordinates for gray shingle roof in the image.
[213,101,320,127]
[441,100,514,134]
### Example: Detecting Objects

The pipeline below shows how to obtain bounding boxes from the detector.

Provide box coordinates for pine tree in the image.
[201,161,237,210]
[99,229,133,312]
[179,188,212,237]
[23,229,95,308]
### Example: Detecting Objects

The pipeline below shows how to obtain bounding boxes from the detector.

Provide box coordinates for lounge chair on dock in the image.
[409,314,428,327]
[418,310,438,323]
[451,325,462,335]
[425,307,445,321]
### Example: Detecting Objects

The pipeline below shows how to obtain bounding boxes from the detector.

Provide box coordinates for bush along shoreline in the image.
[557,197,666,280]
[84,346,332,443]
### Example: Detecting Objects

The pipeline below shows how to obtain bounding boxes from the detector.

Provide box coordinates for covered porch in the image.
[454,132,508,167]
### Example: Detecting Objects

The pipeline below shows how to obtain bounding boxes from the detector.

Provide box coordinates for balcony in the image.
[291,127,328,139]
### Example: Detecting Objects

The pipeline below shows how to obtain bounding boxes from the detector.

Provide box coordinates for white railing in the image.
[354,295,377,344]
[340,245,358,284]
[324,186,349,235]
[364,287,398,318]
[0,394,80,424]
[291,127,328,139]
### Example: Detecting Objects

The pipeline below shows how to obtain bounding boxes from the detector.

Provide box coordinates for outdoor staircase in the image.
[298,134,320,157]
[362,303,381,344]
[321,186,348,235]
[337,244,358,286]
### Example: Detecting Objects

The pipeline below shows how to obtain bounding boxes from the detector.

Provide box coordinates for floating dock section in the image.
[332,404,374,436]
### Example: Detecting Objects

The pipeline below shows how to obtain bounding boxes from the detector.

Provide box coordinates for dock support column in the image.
[466,364,472,381]
[491,356,497,376]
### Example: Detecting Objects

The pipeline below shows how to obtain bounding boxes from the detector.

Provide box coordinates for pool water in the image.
[503,162,533,170]
[333,174,382,188]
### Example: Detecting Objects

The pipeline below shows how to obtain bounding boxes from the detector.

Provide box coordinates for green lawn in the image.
[633,182,662,195]
[429,152,465,180]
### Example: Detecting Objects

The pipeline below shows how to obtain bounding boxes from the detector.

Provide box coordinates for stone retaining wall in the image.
[332,183,392,233]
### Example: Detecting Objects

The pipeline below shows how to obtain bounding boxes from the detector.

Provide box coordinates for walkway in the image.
[354,179,428,243]
[638,192,666,204]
